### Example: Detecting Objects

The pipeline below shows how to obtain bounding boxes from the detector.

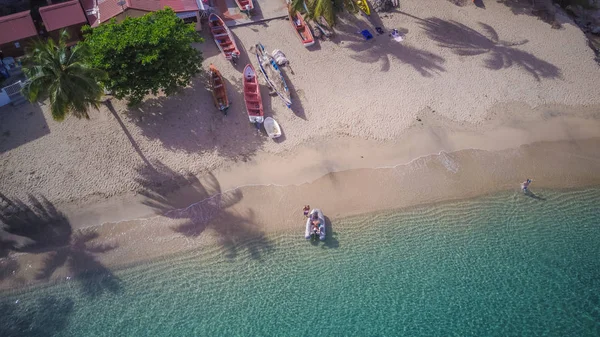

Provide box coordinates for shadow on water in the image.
[0,193,121,297]
[525,190,547,201]
[419,18,562,81]
[330,12,446,75]
[0,296,74,337]
[322,215,340,249]
[134,161,275,260]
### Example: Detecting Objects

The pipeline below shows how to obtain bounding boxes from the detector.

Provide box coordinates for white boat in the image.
[304,208,325,241]
[264,117,282,138]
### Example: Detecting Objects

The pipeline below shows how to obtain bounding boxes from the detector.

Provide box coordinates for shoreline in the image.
[2,133,600,291]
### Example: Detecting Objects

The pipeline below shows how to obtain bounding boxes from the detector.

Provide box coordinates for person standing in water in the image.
[522,178,532,193]
[303,205,310,218]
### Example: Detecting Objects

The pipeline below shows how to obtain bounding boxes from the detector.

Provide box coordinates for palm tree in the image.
[21,30,106,121]
[290,0,353,27]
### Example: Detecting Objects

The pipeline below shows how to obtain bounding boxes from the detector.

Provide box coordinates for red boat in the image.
[209,64,229,115]
[235,0,254,12]
[242,64,264,124]
[288,7,315,47]
[208,13,240,64]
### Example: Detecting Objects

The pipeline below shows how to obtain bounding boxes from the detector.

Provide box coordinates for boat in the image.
[288,7,315,47]
[208,14,241,64]
[255,43,292,108]
[305,208,326,241]
[264,117,282,138]
[208,64,229,114]
[356,0,371,16]
[315,16,334,39]
[234,0,254,13]
[242,64,264,124]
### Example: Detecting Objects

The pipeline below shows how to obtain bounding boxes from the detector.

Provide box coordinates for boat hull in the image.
[255,43,292,108]
[305,209,326,241]
[208,14,241,62]
[288,9,315,47]
[243,64,264,124]
[209,64,229,113]
[235,0,254,12]
[356,0,371,16]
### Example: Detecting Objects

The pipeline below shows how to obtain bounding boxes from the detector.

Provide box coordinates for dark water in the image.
[1,188,600,336]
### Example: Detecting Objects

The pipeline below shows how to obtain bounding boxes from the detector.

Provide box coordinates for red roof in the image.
[39,0,87,32]
[88,0,199,26]
[0,10,37,45]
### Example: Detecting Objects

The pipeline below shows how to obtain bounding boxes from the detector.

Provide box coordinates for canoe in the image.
[255,42,292,108]
[208,14,241,63]
[288,7,315,47]
[356,0,370,16]
[235,0,254,12]
[242,64,264,124]
[304,208,326,241]
[264,117,282,139]
[208,64,229,114]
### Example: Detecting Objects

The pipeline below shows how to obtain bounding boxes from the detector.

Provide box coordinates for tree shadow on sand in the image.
[134,161,274,260]
[330,13,446,75]
[0,194,121,297]
[496,0,564,28]
[0,296,74,337]
[420,18,562,80]
[124,75,266,160]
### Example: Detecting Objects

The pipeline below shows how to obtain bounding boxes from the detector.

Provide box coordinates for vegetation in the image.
[82,8,203,106]
[21,30,106,121]
[290,0,357,26]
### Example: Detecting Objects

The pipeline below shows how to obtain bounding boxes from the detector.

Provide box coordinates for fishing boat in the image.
[234,0,254,13]
[255,43,292,108]
[264,117,282,138]
[242,64,264,124]
[208,64,229,115]
[304,208,326,241]
[288,7,315,47]
[356,0,371,16]
[208,14,240,64]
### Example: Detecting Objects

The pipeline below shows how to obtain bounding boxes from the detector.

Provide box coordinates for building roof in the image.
[85,0,200,27]
[39,0,88,32]
[0,10,37,45]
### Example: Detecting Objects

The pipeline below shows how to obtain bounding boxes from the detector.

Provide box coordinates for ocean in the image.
[1,188,599,336]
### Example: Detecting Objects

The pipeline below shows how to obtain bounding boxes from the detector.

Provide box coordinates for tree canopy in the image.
[82,8,203,106]
[21,30,106,121]
[291,0,357,26]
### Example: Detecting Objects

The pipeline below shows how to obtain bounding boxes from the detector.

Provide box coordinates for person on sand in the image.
[521,178,532,193]
[303,205,310,217]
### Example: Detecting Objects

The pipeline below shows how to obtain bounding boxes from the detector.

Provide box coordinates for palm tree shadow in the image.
[0,296,74,337]
[420,18,562,80]
[0,194,121,297]
[134,161,275,260]
[331,13,445,75]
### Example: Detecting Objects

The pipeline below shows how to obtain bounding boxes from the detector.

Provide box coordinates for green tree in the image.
[290,0,356,26]
[82,8,203,106]
[21,30,106,121]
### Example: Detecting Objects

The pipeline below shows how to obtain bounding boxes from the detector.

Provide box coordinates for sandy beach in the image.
[1,0,600,289]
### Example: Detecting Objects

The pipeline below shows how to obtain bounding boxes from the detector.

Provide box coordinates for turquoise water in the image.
[2,188,600,336]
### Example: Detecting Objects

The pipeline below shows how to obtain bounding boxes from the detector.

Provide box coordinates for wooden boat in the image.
[255,43,292,108]
[208,14,241,64]
[264,117,282,139]
[356,0,371,16]
[314,17,334,39]
[242,64,264,124]
[288,7,315,47]
[208,64,229,115]
[234,0,254,13]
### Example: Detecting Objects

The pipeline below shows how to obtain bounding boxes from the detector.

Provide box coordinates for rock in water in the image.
[372,0,397,13]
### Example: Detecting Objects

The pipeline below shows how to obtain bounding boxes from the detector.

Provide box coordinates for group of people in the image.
[303,205,322,236]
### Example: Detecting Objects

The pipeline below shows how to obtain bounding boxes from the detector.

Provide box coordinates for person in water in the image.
[303,205,310,218]
[522,178,532,192]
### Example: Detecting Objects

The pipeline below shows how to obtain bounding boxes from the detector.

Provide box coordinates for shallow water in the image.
[1,188,600,336]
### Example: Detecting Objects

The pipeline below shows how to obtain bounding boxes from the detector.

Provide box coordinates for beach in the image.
[1,0,600,291]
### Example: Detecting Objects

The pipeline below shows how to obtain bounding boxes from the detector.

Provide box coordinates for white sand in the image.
[1,0,600,207]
